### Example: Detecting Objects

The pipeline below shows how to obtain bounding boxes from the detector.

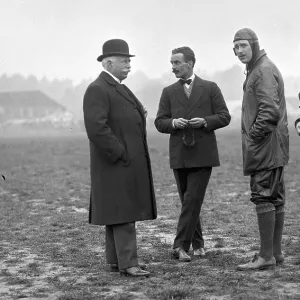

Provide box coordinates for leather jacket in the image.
[241,50,289,175]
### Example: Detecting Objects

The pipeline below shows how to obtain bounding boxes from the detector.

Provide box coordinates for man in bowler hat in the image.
[233,28,289,270]
[155,46,231,262]
[83,39,157,277]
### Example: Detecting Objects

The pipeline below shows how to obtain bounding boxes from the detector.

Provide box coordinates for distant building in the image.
[0,90,66,120]
[0,90,78,134]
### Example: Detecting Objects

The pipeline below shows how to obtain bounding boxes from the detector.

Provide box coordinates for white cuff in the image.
[172,119,176,128]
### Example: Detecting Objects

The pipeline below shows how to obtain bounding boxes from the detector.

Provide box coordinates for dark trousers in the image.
[250,167,285,207]
[173,167,212,252]
[105,222,138,270]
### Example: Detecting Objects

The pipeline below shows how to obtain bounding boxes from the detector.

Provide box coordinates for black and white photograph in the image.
[0,0,300,299]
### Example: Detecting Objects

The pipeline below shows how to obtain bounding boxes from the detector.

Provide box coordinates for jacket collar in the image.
[102,69,121,83]
[99,71,119,86]
[247,49,266,73]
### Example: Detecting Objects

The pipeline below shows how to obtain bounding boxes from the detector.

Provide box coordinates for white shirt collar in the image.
[187,74,195,82]
[103,69,121,84]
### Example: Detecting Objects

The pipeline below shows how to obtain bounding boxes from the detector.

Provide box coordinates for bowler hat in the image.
[97,39,135,62]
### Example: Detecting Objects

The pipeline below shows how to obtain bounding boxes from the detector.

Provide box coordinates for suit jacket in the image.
[155,75,231,169]
[83,71,157,225]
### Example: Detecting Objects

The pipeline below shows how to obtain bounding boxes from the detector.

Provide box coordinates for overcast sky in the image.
[0,0,300,83]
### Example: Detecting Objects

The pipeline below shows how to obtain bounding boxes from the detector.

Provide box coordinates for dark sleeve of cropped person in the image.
[296,92,300,136]
[295,118,300,136]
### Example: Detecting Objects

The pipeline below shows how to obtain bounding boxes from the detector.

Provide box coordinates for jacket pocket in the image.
[244,131,274,169]
[117,135,131,166]
[170,135,182,147]
[250,131,270,144]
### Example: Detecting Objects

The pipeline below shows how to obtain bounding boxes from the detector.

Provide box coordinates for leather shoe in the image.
[193,248,205,257]
[237,254,276,271]
[173,247,191,262]
[109,262,146,272]
[119,266,150,277]
[274,254,284,265]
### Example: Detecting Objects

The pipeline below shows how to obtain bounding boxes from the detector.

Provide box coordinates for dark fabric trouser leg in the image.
[105,225,118,264]
[250,167,285,207]
[250,167,285,260]
[273,168,285,258]
[105,222,138,270]
[192,219,203,250]
[256,204,275,259]
[173,167,212,252]
[274,207,285,258]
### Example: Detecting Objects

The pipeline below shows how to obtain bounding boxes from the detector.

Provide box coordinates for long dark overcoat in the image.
[241,50,289,176]
[155,76,231,169]
[83,71,157,225]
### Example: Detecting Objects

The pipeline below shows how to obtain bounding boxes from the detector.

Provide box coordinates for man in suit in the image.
[155,47,231,262]
[83,39,157,277]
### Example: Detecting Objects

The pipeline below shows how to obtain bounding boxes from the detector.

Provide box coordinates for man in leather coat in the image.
[233,28,289,270]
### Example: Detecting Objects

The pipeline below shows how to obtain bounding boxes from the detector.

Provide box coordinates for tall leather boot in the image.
[237,203,276,271]
[273,206,285,264]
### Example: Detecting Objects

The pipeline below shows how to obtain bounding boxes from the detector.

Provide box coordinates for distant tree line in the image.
[0,66,299,119]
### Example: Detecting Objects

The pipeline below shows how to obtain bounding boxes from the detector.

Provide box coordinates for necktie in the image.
[180,78,192,85]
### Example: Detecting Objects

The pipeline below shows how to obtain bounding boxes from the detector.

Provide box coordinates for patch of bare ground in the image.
[0,132,300,299]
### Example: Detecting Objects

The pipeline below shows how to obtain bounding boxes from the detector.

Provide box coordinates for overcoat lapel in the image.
[122,84,147,125]
[117,82,147,131]
[122,85,144,113]
[99,72,146,130]
[99,71,137,106]
[115,84,137,106]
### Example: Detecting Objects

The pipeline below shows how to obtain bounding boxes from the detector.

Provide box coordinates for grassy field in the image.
[0,129,300,300]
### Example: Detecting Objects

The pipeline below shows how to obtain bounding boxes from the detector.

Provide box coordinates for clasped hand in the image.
[174,118,205,129]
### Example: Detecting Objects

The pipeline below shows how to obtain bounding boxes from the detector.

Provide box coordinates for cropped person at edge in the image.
[294,92,300,136]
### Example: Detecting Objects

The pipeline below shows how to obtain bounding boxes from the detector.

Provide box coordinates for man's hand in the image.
[188,118,206,128]
[173,118,189,129]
